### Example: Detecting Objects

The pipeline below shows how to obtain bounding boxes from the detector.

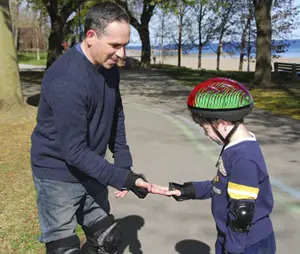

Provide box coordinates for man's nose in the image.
[116,46,126,59]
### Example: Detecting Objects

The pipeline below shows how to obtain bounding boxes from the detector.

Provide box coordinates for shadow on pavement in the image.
[26,93,40,107]
[117,215,144,254]
[175,239,211,254]
[246,109,300,145]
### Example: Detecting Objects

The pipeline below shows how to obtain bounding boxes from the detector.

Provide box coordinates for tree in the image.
[193,0,216,69]
[9,0,22,49]
[0,0,23,109]
[253,0,272,87]
[271,0,300,56]
[151,7,172,64]
[173,0,194,67]
[159,0,195,67]
[213,0,235,71]
[237,0,299,72]
[28,0,86,68]
[115,0,157,68]
[237,0,253,71]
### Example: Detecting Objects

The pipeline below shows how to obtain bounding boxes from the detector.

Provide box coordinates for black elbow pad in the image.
[229,200,255,233]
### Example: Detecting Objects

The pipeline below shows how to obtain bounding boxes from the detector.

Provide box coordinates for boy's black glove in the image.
[169,182,196,201]
[123,172,149,199]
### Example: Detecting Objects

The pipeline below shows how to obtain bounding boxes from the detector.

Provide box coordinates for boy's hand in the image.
[168,182,196,201]
[166,189,182,197]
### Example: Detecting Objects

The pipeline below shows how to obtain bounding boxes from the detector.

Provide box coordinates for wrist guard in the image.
[124,172,148,199]
[169,182,196,201]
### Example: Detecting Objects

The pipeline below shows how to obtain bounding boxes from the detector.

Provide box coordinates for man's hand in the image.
[114,190,129,198]
[121,172,150,199]
[149,184,182,197]
[135,177,152,191]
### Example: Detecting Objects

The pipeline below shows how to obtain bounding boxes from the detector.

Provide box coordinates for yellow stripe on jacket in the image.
[228,182,259,200]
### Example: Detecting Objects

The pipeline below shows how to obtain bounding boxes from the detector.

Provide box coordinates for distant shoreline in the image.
[126,49,300,72]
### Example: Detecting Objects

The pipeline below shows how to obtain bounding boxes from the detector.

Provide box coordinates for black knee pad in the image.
[82,215,121,254]
[46,235,81,254]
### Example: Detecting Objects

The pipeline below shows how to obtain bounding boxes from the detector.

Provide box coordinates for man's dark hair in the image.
[84,2,130,37]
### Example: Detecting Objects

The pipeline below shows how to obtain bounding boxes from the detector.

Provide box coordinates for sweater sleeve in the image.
[108,85,133,170]
[192,180,213,199]
[224,159,260,253]
[47,78,130,189]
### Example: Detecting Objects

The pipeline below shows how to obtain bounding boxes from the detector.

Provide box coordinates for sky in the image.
[129,0,300,46]
[295,0,300,37]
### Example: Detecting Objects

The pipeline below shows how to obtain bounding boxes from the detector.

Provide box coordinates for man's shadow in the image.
[117,215,144,254]
[26,93,40,107]
[175,239,211,254]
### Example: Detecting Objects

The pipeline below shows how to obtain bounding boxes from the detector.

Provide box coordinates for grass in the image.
[0,107,85,253]
[0,107,43,254]
[251,89,300,120]
[18,52,47,66]
[152,64,300,120]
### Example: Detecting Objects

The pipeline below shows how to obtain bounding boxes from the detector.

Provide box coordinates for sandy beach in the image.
[126,49,300,72]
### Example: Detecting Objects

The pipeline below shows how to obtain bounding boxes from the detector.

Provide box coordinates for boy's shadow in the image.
[117,215,144,254]
[175,239,211,254]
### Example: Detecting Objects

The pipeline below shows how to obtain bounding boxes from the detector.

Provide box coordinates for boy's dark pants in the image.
[215,232,276,254]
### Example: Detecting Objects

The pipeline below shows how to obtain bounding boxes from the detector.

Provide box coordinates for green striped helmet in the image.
[187,78,253,121]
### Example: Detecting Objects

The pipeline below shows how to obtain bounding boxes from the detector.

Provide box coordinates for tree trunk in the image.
[239,21,248,71]
[198,45,203,69]
[44,0,86,69]
[160,15,165,64]
[197,6,202,69]
[46,19,64,69]
[216,40,222,70]
[115,0,155,69]
[253,0,273,87]
[0,0,23,109]
[139,26,151,68]
[178,23,182,67]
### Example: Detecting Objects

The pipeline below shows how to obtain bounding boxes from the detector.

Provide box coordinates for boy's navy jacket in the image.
[31,45,132,190]
[192,136,274,253]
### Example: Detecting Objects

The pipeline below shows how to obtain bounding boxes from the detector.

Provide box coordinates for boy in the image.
[152,78,276,254]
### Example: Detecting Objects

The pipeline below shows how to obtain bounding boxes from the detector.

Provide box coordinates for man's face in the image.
[87,21,130,69]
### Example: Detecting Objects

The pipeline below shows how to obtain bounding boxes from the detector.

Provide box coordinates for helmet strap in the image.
[211,120,242,167]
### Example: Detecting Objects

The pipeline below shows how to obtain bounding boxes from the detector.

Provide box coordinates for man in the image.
[31,3,150,253]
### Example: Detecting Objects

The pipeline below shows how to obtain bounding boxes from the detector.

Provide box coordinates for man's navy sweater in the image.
[31,45,132,189]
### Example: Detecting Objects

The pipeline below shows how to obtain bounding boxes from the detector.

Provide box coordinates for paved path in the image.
[19,63,46,72]
[22,68,300,253]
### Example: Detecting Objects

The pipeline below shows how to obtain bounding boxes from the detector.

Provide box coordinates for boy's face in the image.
[199,122,224,145]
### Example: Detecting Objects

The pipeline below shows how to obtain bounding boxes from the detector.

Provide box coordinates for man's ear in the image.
[85,30,97,47]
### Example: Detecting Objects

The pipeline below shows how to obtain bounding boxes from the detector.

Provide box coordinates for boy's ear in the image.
[215,120,230,130]
[222,120,235,131]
